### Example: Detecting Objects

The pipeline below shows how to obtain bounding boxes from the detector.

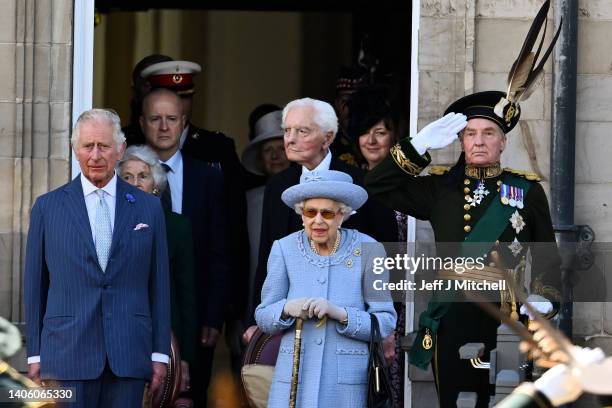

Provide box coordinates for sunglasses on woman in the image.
[302,208,337,220]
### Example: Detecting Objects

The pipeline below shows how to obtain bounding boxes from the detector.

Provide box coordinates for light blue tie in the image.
[94,189,112,272]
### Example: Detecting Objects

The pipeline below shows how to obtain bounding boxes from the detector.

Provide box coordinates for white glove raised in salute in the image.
[411,112,467,155]
[302,298,348,322]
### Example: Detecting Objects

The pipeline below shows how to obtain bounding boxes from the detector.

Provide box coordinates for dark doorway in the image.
[93,0,412,152]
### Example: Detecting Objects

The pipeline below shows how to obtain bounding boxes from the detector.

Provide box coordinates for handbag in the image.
[240,327,282,408]
[367,314,393,408]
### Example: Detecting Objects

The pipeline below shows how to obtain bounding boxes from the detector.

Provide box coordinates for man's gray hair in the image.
[282,98,338,138]
[117,144,168,194]
[293,200,353,222]
[71,109,126,152]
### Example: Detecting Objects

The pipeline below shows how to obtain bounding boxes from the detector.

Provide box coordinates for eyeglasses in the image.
[302,208,337,220]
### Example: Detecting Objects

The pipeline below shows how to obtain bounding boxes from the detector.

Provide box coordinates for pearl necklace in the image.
[310,229,341,256]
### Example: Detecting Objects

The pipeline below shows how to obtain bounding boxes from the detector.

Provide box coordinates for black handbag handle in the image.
[367,313,392,408]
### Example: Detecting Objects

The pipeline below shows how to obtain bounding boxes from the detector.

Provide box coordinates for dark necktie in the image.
[161,163,172,212]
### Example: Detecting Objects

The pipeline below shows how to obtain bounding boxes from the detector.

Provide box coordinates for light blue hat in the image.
[281,170,368,210]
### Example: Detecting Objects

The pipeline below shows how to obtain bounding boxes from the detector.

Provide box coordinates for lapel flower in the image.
[125,193,136,204]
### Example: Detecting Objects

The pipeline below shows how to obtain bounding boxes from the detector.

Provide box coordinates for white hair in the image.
[117,144,168,194]
[282,98,338,138]
[293,200,353,222]
[71,109,126,152]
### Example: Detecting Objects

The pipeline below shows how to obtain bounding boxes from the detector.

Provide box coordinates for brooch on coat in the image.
[509,210,525,234]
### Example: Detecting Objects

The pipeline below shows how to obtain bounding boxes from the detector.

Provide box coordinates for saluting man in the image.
[365,88,563,406]
[365,2,564,404]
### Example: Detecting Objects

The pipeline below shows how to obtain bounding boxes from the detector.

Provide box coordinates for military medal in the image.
[422,328,433,350]
[508,238,523,257]
[509,186,517,207]
[517,188,524,209]
[501,184,510,205]
[509,210,525,234]
[466,181,489,207]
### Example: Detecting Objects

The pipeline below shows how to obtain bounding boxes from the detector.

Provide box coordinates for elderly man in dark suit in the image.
[140,88,230,407]
[24,109,171,407]
[243,97,398,340]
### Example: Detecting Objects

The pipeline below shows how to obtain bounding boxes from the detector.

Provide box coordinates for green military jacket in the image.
[364,137,561,368]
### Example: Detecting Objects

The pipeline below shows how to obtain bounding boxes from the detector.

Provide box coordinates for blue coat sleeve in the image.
[24,197,49,358]
[336,241,396,342]
[255,240,295,334]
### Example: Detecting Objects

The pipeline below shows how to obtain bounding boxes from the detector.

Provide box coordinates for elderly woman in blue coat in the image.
[255,169,397,408]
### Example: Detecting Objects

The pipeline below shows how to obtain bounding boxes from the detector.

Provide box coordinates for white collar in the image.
[161,149,183,172]
[179,124,190,148]
[301,150,332,174]
[81,172,117,197]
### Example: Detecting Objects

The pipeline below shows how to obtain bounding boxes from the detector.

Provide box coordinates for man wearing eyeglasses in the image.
[243,97,398,340]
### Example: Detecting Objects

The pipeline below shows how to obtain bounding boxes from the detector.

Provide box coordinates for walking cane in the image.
[289,318,304,408]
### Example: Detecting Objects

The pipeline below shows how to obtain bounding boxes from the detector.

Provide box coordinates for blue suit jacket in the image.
[24,176,171,381]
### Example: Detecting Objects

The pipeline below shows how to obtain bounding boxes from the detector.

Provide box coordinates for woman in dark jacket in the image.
[348,84,407,408]
[118,144,197,405]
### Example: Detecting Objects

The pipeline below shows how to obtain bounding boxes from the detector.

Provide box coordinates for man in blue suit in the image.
[24,109,171,407]
[140,88,230,407]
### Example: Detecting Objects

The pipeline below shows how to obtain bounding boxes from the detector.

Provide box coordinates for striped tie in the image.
[94,189,112,272]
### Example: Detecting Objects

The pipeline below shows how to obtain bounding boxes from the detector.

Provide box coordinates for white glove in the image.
[410,112,467,155]
[283,298,308,319]
[519,294,553,319]
[573,347,612,395]
[302,298,348,321]
[0,316,22,359]
[534,364,582,406]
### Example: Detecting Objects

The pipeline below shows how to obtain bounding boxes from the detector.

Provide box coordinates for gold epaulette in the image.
[428,165,451,176]
[503,167,541,181]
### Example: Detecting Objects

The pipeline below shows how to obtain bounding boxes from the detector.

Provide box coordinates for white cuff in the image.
[28,356,41,364]
[410,136,428,156]
[152,353,169,364]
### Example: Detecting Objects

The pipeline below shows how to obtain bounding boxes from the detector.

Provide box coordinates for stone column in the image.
[0,0,73,332]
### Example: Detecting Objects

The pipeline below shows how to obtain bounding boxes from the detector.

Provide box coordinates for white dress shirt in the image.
[301,150,332,174]
[179,124,190,149]
[28,172,169,365]
[82,173,117,240]
[161,149,184,214]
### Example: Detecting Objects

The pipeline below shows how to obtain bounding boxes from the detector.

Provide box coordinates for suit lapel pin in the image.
[509,210,525,234]
[192,132,200,140]
[125,193,136,203]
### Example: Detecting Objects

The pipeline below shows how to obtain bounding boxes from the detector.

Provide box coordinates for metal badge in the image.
[422,329,433,350]
[508,238,523,257]
[509,210,526,234]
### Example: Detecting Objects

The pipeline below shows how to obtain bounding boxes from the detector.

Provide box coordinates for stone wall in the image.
[0,0,73,332]
[411,1,612,406]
